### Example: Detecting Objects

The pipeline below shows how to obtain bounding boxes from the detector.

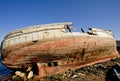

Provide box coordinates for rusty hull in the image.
[1,36,119,69]
[32,37,119,80]
[1,22,119,80]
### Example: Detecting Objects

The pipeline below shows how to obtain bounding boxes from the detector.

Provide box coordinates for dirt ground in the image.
[5,57,120,81]
[45,58,120,81]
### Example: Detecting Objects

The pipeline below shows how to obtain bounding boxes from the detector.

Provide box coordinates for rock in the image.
[27,71,33,79]
[12,75,17,80]
[15,71,26,78]
[72,74,79,78]
[94,64,107,69]
[78,72,85,76]
[67,73,72,77]
[40,77,52,81]
[62,75,65,79]
[63,72,67,77]
[26,66,32,72]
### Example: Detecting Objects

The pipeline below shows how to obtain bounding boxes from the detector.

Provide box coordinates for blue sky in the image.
[0,0,120,43]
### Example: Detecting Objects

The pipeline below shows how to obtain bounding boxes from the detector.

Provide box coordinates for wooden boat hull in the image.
[1,22,119,80]
[1,36,119,69]
[1,22,119,70]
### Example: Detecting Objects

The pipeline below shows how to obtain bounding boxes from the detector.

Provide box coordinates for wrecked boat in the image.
[1,22,119,79]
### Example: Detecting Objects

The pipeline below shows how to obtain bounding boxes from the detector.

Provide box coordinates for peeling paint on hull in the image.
[1,22,119,71]
[1,37,119,69]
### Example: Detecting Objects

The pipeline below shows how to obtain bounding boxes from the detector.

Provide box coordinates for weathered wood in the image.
[1,22,119,71]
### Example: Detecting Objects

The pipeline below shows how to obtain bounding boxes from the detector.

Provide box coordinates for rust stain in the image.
[1,22,119,79]
[1,37,119,69]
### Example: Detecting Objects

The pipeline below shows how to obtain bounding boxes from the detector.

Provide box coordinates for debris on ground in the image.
[5,58,120,81]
